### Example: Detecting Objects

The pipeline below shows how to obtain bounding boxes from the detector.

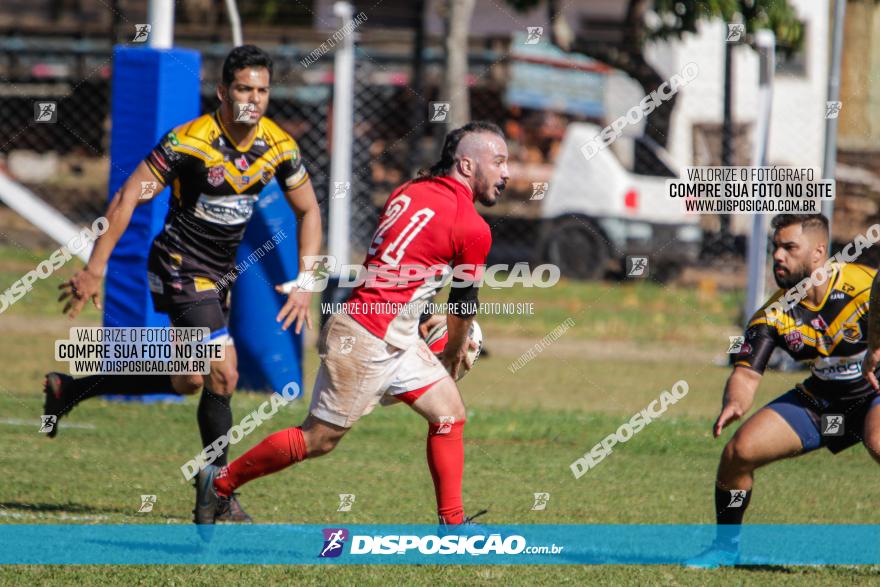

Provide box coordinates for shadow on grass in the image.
[0,501,128,515]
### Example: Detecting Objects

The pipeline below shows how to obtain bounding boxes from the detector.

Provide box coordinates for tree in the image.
[442,0,478,129]
[509,0,804,155]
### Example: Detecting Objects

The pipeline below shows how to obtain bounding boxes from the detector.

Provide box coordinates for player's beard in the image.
[773,261,811,289]
[474,166,505,207]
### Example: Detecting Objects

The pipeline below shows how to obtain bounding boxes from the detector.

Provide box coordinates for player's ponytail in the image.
[418,121,505,178]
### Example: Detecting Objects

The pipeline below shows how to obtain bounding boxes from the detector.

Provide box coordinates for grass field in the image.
[2,244,880,585]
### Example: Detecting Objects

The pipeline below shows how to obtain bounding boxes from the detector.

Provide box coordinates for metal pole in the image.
[329,1,354,274]
[822,0,847,236]
[720,33,734,250]
[744,30,775,322]
[407,0,426,177]
[147,0,174,49]
[223,0,244,47]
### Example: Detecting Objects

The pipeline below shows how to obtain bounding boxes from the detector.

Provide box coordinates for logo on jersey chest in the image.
[810,315,829,331]
[234,155,249,171]
[830,291,846,301]
[207,165,225,187]
[784,331,804,352]
[842,322,862,343]
[193,193,258,226]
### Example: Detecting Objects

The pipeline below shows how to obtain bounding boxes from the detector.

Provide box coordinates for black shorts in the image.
[147,246,232,342]
[766,385,880,454]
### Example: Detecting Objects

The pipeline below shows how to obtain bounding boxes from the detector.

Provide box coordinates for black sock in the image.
[714,486,752,549]
[61,374,175,409]
[197,386,232,467]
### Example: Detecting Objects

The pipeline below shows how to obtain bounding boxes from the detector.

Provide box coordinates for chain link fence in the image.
[4,32,869,273]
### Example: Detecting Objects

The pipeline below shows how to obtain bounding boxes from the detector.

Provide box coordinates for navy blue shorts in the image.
[766,386,880,454]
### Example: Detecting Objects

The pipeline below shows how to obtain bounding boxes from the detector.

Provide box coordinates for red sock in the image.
[214,427,307,497]
[427,419,465,524]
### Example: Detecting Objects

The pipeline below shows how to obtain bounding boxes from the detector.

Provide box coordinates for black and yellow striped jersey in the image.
[735,262,876,399]
[145,111,308,282]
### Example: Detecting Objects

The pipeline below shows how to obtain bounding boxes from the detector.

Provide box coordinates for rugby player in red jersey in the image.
[194,121,509,525]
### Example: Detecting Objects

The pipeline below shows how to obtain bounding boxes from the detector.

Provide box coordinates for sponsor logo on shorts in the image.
[822,414,845,436]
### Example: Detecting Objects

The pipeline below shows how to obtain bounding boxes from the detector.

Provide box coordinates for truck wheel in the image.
[541,218,609,280]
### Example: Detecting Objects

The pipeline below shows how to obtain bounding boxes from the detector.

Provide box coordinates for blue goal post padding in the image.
[229,186,303,396]
[102,45,302,399]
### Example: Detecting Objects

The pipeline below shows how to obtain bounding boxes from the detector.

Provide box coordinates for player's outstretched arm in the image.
[863,272,880,391]
[58,161,164,318]
[713,366,762,438]
[275,179,322,333]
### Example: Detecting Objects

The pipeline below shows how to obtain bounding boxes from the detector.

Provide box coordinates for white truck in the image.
[537,123,702,281]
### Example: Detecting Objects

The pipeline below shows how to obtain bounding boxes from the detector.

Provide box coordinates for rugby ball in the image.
[424,319,483,380]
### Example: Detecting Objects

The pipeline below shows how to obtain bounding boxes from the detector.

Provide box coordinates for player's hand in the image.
[274,286,312,334]
[58,267,103,318]
[713,402,745,438]
[439,339,478,380]
[863,348,880,392]
[419,314,445,339]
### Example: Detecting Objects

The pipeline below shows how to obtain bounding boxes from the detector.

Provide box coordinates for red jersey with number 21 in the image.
[345,176,491,349]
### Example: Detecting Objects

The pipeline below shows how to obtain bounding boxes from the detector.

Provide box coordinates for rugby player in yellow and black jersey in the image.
[688,214,880,568]
[47,45,322,522]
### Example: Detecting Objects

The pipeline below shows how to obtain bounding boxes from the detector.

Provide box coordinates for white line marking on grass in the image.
[0,511,109,522]
[0,418,96,430]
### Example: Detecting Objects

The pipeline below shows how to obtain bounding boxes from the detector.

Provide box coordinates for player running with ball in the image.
[194,121,509,526]
[689,214,880,568]
[46,45,322,522]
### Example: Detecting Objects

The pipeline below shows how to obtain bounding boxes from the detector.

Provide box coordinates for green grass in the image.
[430,274,742,347]
[1,245,878,583]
